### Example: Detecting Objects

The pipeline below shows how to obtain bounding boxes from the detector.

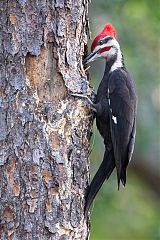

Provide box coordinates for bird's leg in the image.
[70,93,97,113]
[71,93,94,105]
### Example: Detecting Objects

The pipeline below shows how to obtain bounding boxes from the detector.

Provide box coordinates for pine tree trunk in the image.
[0,1,92,239]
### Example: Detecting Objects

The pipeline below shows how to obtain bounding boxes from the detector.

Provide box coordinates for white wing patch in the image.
[107,88,117,124]
[112,115,117,124]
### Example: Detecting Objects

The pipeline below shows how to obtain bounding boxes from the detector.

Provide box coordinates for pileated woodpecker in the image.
[72,23,137,216]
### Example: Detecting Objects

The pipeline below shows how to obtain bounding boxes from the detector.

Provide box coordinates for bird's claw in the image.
[70,92,97,113]
[70,93,94,105]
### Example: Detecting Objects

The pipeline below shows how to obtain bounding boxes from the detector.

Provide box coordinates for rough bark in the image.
[0,1,92,239]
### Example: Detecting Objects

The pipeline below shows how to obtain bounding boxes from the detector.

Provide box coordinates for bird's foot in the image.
[70,93,94,105]
[70,93,97,112]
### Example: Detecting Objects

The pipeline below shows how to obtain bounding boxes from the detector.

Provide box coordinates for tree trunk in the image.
[0,1,92,239]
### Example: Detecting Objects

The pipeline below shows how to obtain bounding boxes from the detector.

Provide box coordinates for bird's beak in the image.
[83,50,99,64]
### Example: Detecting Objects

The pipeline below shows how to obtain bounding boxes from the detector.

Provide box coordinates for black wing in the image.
[108,69,137,188]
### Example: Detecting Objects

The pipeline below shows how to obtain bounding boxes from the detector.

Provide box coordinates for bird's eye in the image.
[99,40,103,45]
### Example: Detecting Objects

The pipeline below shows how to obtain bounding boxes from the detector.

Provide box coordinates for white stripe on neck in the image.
[110,47,123,72]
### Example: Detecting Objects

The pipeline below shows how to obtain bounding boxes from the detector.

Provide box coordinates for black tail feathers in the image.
[117,167,127,190]
[121,168,126,186]
[84,149,115,217]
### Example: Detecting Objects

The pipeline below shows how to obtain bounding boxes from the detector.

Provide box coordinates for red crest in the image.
[91,23,117,51]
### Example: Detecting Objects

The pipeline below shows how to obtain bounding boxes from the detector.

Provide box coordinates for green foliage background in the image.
[87,0,160,239]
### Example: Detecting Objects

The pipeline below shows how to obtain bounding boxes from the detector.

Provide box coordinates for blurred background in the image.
[87,0,160,239]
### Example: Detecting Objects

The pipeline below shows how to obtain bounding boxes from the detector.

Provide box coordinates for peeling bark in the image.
[0,1,92,239]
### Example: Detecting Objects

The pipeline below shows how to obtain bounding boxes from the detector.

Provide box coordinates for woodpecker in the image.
[72,23,137,216]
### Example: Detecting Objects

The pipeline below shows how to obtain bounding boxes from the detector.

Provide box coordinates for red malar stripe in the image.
[99,46,112,53]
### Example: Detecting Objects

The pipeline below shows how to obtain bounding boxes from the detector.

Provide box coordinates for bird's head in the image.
[84,23,120,64]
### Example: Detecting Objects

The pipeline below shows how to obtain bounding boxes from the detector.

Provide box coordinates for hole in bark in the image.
[11,67,17,75]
